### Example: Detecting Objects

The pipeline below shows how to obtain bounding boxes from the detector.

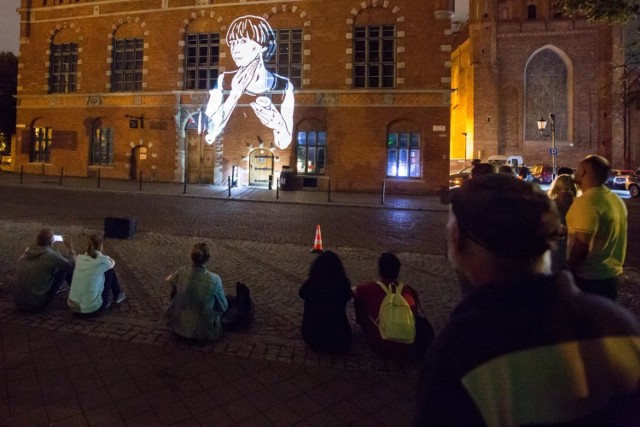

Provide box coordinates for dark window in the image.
[91,128,114,165]
[296,131,326,175]
[387,132,420,178]
[111,38,144,92]
[49,42,78,93]
[31,127,52,163]
[353,25,395,88]
[528,5,537,20]
[185,33,220,90]
[266,28,303,88]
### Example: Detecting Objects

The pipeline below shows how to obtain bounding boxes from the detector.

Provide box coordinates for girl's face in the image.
[229,37,265,67]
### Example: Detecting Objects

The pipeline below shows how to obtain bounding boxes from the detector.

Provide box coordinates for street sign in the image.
[549,148,558,155]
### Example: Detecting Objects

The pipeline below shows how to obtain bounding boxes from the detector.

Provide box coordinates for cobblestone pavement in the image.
[1,172,639,426]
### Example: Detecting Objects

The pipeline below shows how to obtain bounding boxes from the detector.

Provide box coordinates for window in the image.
[185,33,220,90]
[296,131,326,174]
[266,29,302,88]
[387,132,420,178]
[31,127,52,163]
[527,5,537,20]
[49,42,78,93]
[353,25,395,88]
[91,128,114,165]
[111,38,143,92]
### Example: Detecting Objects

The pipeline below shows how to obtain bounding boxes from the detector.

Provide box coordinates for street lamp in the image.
[537,113,556,180]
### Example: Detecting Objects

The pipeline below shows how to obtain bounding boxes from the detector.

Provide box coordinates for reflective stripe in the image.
[462,336,640,426]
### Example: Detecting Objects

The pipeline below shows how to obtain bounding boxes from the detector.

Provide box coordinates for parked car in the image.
[530,164,554,184]
[626,174,640,197]
[449,166,472,187]
[606,169,634,189]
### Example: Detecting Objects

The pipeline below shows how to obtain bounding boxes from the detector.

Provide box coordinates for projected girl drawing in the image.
[204,15,294,149]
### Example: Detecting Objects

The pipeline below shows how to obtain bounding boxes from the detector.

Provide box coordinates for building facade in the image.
[13,0,455,194]
[450,0,632,171]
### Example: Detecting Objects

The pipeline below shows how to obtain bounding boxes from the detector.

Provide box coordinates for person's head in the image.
[447,174,560,286]
[36,228,54,247]
[498,165,515,176]
[471,162,497,178]
[226,15,276,66]
[378,252,401,282]
[556,166,574,176]
[471,159,482,167]
[574,155,610,190]
[308,250,348,284]
[191,243,211,266]
[548,174,579,200]
[86,234,104,259]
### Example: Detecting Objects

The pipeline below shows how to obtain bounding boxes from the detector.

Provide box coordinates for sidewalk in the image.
[0,171,452,426]
[0,170,447,212]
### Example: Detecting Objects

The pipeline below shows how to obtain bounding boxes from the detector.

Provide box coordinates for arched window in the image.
[525,48,568,140]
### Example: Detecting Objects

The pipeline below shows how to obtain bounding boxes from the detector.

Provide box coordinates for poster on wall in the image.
[205,15,295,149]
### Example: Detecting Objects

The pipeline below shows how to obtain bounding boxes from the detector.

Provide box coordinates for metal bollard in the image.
[268,174,273,190]
[327,179,331,202]
[183,178,187,194]
[97,168,101,188]
[139,171,143,191]
[59,168,64,186]
[276,179,280,200]
[381,181,386,205]
[20,165,23,184]
[227,176,231,197]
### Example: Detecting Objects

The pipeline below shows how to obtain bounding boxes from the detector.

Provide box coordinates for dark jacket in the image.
[415,272,640,426]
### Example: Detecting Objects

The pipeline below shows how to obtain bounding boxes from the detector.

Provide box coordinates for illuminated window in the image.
[90,128,114,165]
[296,131,326,175]
[49,42,78,93]
[387,132,420,178]
[267,29,303,88]
[31,127,52,163]
[185,33,220,90]
[353,25,395,88]
[111,38,143,92]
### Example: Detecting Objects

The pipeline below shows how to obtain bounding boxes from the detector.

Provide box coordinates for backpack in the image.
[374,281,416,344]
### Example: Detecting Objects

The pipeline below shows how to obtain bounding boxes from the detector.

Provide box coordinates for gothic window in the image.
[49,42,78,93]
[184,33,220,90]
[525,49,568,140]
[353,25,396,88]
[111,38,143,92]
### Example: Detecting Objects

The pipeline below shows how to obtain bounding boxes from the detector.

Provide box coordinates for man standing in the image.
[566,155,627,300]
[415,174,640,426]
[13,228,75,312]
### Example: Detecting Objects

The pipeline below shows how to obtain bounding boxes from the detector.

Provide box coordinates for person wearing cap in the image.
[414,174,640,426]
[12,228,75,312]
[566,155,627,300]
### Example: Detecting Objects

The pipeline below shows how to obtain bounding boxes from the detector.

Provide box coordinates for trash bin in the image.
[279,166,296,191]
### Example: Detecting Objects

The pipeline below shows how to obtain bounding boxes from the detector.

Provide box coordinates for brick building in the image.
[450,0,631,172]
[13,0,454,194]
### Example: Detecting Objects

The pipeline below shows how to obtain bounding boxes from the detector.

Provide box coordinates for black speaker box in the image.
[104,217,137,239]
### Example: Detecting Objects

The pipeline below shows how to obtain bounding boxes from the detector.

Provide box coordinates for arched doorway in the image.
[186,129,214,184]
[249,148,274,186]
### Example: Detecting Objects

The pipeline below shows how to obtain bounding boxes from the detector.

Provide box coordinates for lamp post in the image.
[537,113,556,180]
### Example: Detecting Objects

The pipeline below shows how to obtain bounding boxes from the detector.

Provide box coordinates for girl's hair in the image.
[548,174,579,200]
[226,15,276,61]
[191,243,211,266]
[308,251,350,286]
[87,234,104,259]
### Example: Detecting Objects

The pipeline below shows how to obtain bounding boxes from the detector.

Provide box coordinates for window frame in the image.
[90,128,115,166]
[184,32,220,90]
[49,42,78,93]
[111,38,144,92]
[266,28,303,89]
[353,25,396,88]
[296,130,327,175]
[386,132,421,178]
[30,127,52,163]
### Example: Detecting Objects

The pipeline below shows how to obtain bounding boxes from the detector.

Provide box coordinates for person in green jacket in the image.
[13,228,75,312]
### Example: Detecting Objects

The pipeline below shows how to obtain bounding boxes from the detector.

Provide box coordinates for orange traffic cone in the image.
[311,224,324,253]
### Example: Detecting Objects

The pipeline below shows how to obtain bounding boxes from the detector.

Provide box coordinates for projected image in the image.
[205,15,295,149]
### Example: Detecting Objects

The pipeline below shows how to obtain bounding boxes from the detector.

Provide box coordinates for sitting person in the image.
[165,243,228,341]
[299,250,353,353]
[13,228,75,312]
[353,252,419,358]
[67,234,126,315]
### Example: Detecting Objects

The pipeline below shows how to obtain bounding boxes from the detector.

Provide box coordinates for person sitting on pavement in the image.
[67,233,126,315]
[12,228,75,312]
[164,243,228,341]
[414,173,640,426]
[353,252,421,358]
[299,250,353,353]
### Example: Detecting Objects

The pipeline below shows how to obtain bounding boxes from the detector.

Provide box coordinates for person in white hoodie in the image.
[68,234,126,314]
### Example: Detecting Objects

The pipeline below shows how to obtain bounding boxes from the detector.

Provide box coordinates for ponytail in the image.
[86,234,103,259]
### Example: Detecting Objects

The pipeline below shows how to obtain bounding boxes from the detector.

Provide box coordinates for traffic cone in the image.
[311,224,324,253]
